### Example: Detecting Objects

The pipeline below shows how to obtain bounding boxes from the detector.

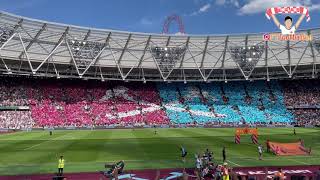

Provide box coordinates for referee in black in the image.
[154,125,157,134]
[222,146,226,162]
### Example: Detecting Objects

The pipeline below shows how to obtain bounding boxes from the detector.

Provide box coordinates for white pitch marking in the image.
[24,133,71,150]
[227,160,241,166]
[287,158,308,165]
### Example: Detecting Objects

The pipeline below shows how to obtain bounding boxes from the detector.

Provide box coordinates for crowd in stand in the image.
[0,78,172,129]
[0,77,319,129]
[283,80,320,106]
[293,109,320,126]
[0,111,33,129]
[283,80,320,126]
[0,78,28,106]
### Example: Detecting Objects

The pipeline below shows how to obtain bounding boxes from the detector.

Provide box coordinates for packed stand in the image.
[28,80,169,127]
[246,81,293,124]
[2,76,320,129]
[0,111,33,129]
[0,78,28,106]
[157,81,292,125]
[283,80,320,106]
[292,109,320,126]
[0,77,170,128]
[157,83,193,124]
[282,79,320,126]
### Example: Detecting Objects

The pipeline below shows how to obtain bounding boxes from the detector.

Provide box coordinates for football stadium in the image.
[0,2,320,179]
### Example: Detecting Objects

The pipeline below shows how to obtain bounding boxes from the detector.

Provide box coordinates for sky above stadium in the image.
[0,0,319,35]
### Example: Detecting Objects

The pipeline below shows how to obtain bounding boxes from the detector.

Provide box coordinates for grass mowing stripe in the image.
[0,128,318,176]
[131,129,150,160]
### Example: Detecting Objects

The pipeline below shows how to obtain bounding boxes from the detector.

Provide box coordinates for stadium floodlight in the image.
[67,38,105,75]
[150,45,186,78]
[229,44,265,78]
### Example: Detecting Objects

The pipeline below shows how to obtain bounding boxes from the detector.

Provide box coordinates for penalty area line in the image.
[227,160,241,167]
[24,133,71,150]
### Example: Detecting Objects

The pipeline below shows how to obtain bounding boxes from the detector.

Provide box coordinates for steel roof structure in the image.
[0,11,320,82]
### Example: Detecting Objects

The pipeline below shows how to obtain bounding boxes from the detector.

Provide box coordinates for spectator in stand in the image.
[222,162,230,180]
[215,165,223,180]
[274,168,285,180]
[315,168,320,180]
[154,170,160,180]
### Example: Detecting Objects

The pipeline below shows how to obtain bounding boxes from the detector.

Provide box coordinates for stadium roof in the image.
[0,11,320,82]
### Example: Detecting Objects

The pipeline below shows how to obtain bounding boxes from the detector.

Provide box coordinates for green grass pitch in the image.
[0,128,319,175]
